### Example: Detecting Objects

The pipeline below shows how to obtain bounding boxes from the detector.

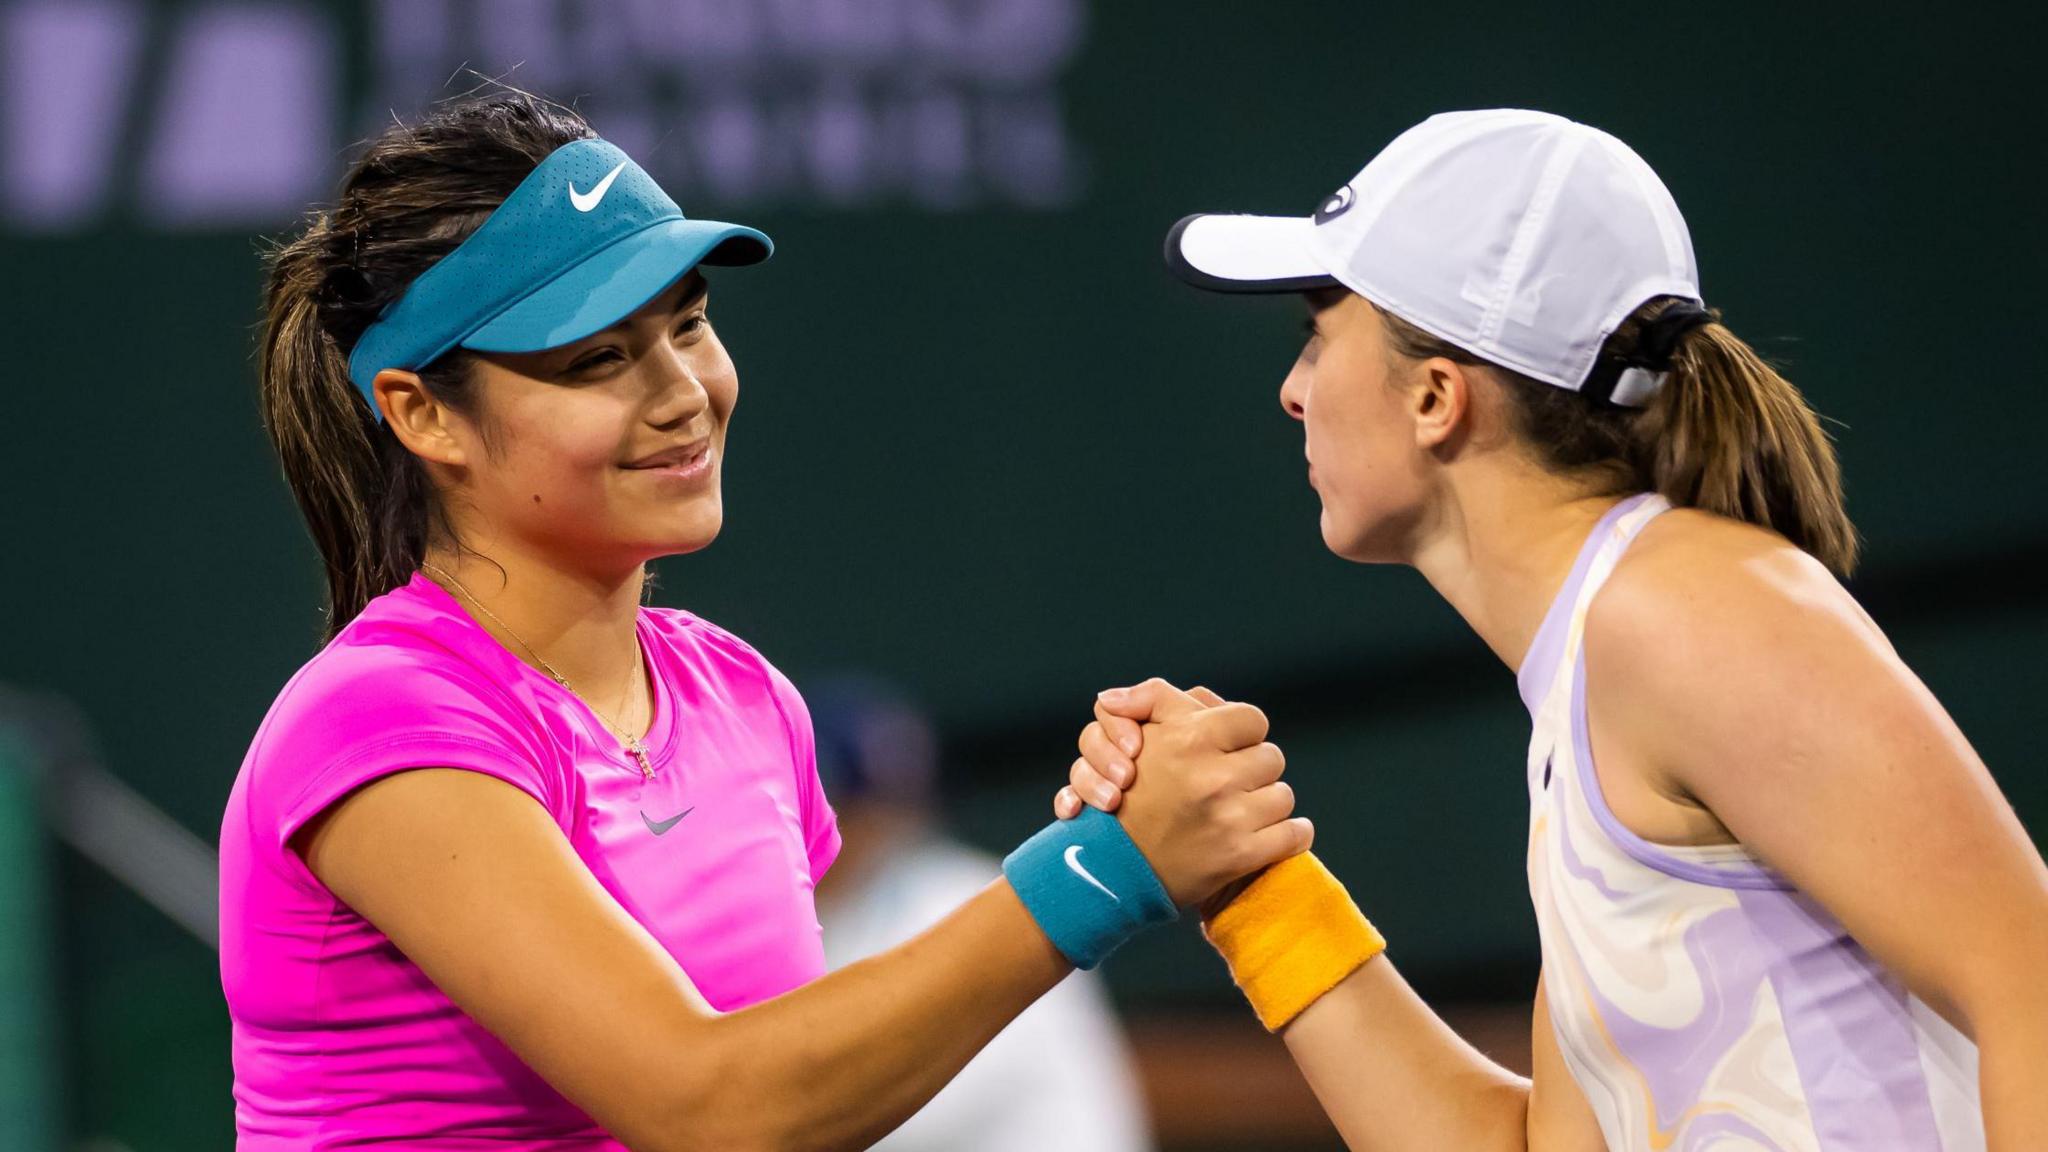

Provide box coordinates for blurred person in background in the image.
[219,90,1313,1151]
[809,675,1155,1152]
[1064,109,2048,1151]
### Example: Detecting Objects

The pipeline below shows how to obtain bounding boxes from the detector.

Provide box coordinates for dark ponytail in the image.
[258,92,594,642]
[1378,300,1859,577]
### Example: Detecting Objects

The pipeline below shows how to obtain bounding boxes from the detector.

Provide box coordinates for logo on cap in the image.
[569,161,628,213]
[1313,184,1355,225]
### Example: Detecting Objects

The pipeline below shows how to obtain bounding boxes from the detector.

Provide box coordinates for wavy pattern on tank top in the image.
[1521,493,1983,1152]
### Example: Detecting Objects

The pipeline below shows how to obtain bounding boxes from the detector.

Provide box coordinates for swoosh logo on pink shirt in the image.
[642,806,694,836]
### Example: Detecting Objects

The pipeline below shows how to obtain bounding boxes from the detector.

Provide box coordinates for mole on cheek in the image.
[531,494,542,505]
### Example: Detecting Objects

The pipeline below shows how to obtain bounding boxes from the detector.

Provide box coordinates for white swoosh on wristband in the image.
[1064,845,1120,904]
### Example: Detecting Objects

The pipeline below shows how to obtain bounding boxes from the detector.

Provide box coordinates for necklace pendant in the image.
[628,737,652,778]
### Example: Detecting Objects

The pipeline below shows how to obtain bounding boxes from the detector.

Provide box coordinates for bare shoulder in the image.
[1585,508,1883,675]
[1579,509,1909,795]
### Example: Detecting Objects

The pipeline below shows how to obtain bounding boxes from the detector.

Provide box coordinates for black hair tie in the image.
[319,264,376,306]
[1580,300,1717,406]
[1635,301,1716,368]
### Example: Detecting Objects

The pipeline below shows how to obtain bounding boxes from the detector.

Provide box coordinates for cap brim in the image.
[1164,213,1338,294]
[462,218,771,354]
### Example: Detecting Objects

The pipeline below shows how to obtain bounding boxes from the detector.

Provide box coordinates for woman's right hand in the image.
[1064,678,1311,908]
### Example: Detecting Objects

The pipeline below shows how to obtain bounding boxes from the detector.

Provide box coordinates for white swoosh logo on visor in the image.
[1064,845,1119,904]
[569,161,628,213]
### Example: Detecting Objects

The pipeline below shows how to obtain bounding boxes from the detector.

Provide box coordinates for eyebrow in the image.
[671,275,710,313]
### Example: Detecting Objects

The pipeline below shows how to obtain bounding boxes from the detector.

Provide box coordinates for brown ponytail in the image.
[258,92,593,642]
[1633,313,1857,575]
[1377,300,1859,577]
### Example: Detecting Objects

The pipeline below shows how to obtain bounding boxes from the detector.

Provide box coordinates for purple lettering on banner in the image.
[906,90,970,209]
[0,0,1092,226]
[774,0,902,65]
[369,0,456,142]
[982,93,1081,207]
[911,0,1085,82]
[374,0,455,73]
[481,0,568,92]
[564,0,638,84]
[1,0,144,229]
[809,81,875,203]
[653,0,763,66]
[594,112,660,171]
[699,97,765,201]
[139,3,336,227]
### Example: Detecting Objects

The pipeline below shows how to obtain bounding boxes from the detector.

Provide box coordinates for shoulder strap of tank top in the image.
[1554,493,1673,680]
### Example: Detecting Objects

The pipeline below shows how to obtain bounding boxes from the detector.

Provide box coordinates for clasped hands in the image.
[1050,678,1312,916]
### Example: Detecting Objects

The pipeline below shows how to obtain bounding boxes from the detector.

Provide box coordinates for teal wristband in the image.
[1002,807,1179,970]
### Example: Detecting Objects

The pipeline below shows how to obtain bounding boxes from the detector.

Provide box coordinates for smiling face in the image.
[382,271,736,576]
[1280,289,1468,563]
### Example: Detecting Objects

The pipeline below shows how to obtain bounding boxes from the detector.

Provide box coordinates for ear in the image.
[374,368,467,467]
[1410,357,1472,452]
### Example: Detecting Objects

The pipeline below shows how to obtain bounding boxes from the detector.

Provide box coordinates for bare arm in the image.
[1187,937,1605,1152]
[1591,541,2048,1151]
[1071,687,1606,1152]
[300,684,1308,1152]
[301,768,1064,1152]
[1278,955,1530,1151]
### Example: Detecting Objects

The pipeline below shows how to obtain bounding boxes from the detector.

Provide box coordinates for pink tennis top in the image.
[219,573,841,1149]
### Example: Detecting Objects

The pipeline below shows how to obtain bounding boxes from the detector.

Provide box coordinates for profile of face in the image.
[1281,289,1466,563]
[378,272,735,574]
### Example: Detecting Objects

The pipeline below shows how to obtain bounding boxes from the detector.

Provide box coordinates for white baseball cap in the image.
[1165,109,1704,407]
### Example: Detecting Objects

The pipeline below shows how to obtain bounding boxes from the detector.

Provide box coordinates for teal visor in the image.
[346,138,772,414]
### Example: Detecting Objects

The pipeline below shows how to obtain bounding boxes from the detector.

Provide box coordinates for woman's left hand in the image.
[1054,682,1228,819]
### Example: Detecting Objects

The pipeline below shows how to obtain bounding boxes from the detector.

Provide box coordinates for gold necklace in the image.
[421,562,654,778]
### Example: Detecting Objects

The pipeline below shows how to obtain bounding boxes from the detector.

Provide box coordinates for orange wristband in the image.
[1202,852,1386,1032]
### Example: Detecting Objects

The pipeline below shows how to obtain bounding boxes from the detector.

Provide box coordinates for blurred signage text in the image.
[1,0,1088,232]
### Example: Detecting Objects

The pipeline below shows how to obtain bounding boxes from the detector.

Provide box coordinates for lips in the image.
[624,440,710,470]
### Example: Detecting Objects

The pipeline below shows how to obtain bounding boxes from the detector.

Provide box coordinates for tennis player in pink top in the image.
[220,91,1314,1150]
[1060,111,2048,1151]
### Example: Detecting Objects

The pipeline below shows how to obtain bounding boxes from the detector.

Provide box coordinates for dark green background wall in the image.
[3,2,2042,1147]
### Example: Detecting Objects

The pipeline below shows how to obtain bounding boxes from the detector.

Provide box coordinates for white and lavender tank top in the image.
[1521,493,1983,1152]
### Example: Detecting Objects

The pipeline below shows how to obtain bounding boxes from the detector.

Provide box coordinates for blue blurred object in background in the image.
[809,673,1156,1152]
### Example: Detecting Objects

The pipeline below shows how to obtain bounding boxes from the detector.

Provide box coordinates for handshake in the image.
[1047,678,1313,917]
[1004,676,1379,1033]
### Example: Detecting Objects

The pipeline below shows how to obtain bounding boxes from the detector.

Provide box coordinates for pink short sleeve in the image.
[764,664,841,883]
[249,651,566,866]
